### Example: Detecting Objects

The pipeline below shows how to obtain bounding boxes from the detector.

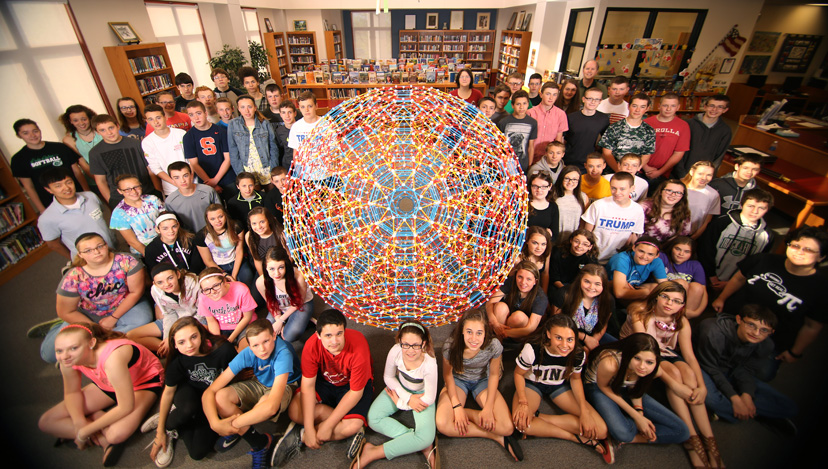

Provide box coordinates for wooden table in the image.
[732,115,828,176]
[719,153,828,228]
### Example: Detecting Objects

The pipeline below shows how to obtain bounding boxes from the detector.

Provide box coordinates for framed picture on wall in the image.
[450,11,463,30]
[108,22,141,44]
[773,34,823,73]
[521,13,532,31]
[507,12,517,31]
[719,58,735,74]
[426,13,438,30]
[515,11,525,32]
[294,20,307,32]
[265,18,274,33]
[477,13,490,30]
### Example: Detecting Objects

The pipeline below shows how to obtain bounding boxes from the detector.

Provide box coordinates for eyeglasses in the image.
[119,105,136,111]
[742,320,773,335]
[657,293,685,306]
[583,97,602,102]
[563,177,580,183]
[400,342,424,350]
[572,240,592,247]
[79,243,107,255]
[787,243,820,255]
[706,104,727,110]
[119,185,141,193]
[157,100,175,105]
[508,81,522,86]
[531,184,550,190]
[201,279,225,294]
[663,189,684,197]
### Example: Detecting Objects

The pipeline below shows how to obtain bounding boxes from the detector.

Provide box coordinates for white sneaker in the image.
[154,431,177,468]
[142,405,175,433]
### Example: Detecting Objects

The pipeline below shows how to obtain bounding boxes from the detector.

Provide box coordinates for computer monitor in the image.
[747,75,768,88]
[781,76,803,94]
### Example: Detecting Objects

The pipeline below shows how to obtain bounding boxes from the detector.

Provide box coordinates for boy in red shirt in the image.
[272,309,373,467]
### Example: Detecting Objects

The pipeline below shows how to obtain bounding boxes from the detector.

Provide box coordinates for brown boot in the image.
[683,434,710,468]
[703,435,726,468]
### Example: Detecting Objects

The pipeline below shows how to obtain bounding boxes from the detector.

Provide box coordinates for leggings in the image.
[367,388,436,460]
[166,384,218,460]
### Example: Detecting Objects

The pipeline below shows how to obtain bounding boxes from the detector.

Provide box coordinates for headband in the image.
[199,272,225,283]
[400,322,425,333]
[155,213,179,227]
[60,324,92,336]
[634,240,660,251]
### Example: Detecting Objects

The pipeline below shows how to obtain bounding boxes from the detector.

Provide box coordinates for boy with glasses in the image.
[564,88,610,170]
[697,304,797,432]
[503,72,532,114]
[109,174,164,256]
[674,95,732,178]
[146,91,192,135]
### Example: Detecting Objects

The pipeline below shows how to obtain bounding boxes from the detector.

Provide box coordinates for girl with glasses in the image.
[527,171,559,240]
[621,282,724,468]
[40,233,153,364]
[551,165,589,239]
[197,267,256,350]
[641,180,692,242]
[659,236,707,318]
[115,97,147,140]
[354,320,438,468]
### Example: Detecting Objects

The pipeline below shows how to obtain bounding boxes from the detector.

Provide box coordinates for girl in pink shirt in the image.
[197,267,256,349]
[39,323,163,466]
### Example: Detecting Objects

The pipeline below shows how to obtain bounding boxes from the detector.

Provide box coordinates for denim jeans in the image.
[40,299,154,363]
[702,371,797,423]
[584,382,689,444]
[267,301,314,343]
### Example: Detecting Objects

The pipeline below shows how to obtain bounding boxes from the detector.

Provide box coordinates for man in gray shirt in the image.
[37,167,114,259]
[164,161,221,232]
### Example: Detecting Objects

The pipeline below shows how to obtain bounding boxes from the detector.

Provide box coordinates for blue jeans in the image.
[702,371,797,423]
[267,301,314,343]
[219,260,254,287]
[40,299,153,363]
[584,383,689,444]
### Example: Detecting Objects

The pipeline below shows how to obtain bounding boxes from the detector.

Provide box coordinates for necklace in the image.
[654,319,676,332]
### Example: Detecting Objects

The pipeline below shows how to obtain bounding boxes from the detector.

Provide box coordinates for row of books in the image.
[290,46,315,54]
[316,57,471,73]
[0,226,43,273]
[287,36,313,45]
[128,55,167,74]
[501,35,523,46]
[286,69,489,85]
[137,73,173,96]
[0,202,24,236]
[469,34,492,42]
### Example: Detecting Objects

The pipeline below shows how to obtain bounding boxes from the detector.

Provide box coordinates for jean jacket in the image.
[227,116,280,175]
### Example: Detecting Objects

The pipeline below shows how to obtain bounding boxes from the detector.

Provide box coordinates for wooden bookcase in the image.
[497,30,532,86]
[264,32,290,89]
[104,42,176,112]
[285,83,488,114]
[0,149,49,286]
[325,30,343,60]
[397,30,495,73]
[286,31,319,73]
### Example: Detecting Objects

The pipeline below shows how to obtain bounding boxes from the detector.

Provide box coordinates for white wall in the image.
[283,9,342,59]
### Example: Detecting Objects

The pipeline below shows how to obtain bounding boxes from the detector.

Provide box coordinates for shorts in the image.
[524,380,571,400]
[99,377,163,401]
[661,350,684,364]
[299,378,373,425]
[153,319,164,333]
[452,376,489,400]
[219,326,249,344]
[230,379,272,411]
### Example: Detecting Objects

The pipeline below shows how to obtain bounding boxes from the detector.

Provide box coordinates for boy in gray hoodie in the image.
[709,153,762,212]
[699,188,774,291]
[672,94,733,178]
[697,304,797,427]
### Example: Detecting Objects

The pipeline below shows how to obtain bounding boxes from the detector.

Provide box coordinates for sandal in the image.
[683,435,710,469]
[703,435,726,469]
[348,436,366,469]
[425,436,440,469]
[504,430,524,462]
[576,434,606,456]
[102,442,125,467]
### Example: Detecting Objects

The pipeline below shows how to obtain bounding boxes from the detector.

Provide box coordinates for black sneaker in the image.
[215,434,241,452]
[249,433,274,469]
[756,416,798,437]
[271,421,303,467]
[27,318,62,339]
[346,427,365,460]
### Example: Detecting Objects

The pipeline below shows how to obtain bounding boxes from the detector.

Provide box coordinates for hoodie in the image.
[708,172,757,212]
[696,315,773,399]
[699,209,773,281]
[672,113,732,178]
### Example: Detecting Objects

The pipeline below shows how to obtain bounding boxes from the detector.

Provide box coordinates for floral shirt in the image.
[57,253,142,316]
[640,200,692,242]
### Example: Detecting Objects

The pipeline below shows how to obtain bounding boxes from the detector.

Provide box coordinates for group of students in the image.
[12,62,826,468]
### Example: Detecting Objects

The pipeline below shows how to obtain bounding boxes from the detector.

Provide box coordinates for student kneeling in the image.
[201,318,300,468]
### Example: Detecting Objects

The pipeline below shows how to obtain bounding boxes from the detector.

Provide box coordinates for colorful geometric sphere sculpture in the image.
[284,86,527,329]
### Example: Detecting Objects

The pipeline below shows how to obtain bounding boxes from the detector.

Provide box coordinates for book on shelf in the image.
[128,55,167,74]
[349,71,360,84]
[368,71,377,84]
[0,226,43,272]
[0,202,25,235]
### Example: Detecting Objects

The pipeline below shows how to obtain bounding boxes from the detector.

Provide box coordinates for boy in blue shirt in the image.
[202,319,300,467]
[607,236,667,302]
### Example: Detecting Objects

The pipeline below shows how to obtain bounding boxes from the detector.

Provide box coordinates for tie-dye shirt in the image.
[110,195,165,254]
